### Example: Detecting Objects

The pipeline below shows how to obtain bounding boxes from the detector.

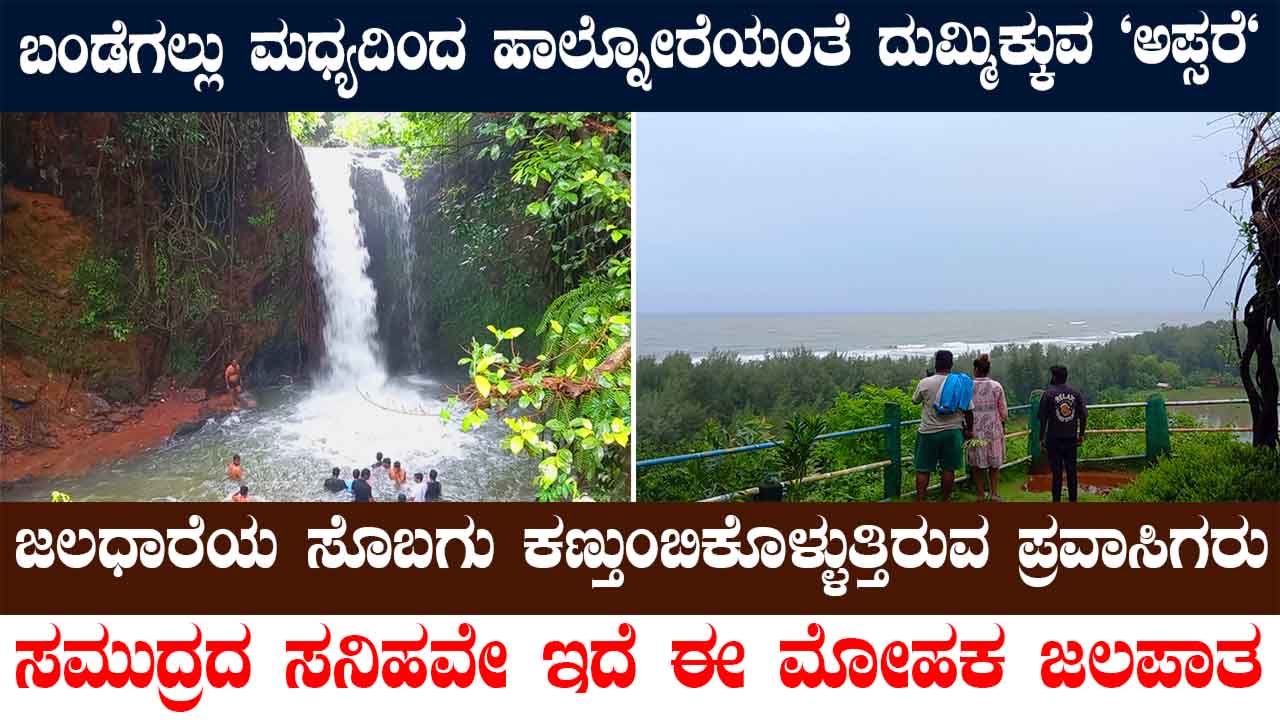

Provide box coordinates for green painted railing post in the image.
[1028,390,1043,465]
[1146,395,1171,461]
[883,402,902,500]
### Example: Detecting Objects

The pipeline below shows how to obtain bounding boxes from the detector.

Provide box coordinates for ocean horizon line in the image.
[639,309,1229,317]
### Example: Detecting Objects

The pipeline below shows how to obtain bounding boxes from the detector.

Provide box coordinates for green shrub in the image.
[1111,440,1280,502]
[72,253,132,341]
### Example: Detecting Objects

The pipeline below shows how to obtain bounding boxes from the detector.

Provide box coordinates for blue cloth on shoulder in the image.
[934,372,974,415]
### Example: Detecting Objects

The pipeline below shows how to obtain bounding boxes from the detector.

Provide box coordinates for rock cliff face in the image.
[1,112,318,455]
[2,112,318,394]
[402,148,547,371]
[351,158,416,371]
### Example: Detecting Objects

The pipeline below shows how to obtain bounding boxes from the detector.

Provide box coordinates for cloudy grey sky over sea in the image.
[638,112,1247,314]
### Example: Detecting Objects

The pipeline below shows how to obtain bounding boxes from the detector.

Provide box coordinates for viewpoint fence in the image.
[635,395,1260,502]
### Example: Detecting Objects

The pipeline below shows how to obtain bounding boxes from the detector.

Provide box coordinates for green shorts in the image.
[914,429,964,473]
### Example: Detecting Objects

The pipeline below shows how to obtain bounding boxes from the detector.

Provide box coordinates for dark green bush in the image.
[72,253,133,341]
[1111,440,1280,502]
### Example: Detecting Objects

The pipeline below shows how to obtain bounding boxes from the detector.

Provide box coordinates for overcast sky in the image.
[637,113,1248,314]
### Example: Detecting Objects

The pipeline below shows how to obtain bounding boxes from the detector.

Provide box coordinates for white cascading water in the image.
[278,147,472,490]
[2,141,536,502]
[378,169,423,362]
[303,147,388,390]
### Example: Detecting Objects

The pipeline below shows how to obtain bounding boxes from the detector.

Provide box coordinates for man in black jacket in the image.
[1038,365,1088,502]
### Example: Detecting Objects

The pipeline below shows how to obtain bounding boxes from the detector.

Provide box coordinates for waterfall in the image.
[303,147,387,390]
[377,169,424,364]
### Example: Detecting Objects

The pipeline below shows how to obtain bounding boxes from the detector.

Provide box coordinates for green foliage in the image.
[776,415,827,481]
[331,112,400,147]
[288,112,327,144]
[82,112,312,383]
[114,113,206,166]
[482,113,631,287]
[386,112,631,291]
[637,320,1262,501]
[638,321,1242,458]
[424,178,544,359]
[445,258,632,501]
[1111,441,1280,501]
[371,112,632,501]
[247,204,276,227]
[71,253,132,341]
[377,112,476,174]
[167,337,205,384]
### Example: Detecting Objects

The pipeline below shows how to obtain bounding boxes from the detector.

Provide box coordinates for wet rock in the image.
[0,186,18,213]
[2,374,43,404]
[86,393,111,416]
[107,412,127,424]
[87,371,143,404]
[171,419,207,439]
[183,388,208,403]
[88,419,114,434]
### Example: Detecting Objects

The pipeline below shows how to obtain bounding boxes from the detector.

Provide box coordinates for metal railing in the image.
[637,394,1264,502]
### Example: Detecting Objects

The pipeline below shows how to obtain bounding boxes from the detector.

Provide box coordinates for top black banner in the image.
[2,1,1278,110]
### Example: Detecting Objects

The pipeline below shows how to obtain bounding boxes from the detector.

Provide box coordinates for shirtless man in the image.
[389,460,406,487]
[224,358,243,408]
[229,485,250,502]
[227,454,244,483]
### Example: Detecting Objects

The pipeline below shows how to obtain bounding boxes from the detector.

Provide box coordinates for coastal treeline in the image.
[639,320,1240,451]
[636,320,1280,502]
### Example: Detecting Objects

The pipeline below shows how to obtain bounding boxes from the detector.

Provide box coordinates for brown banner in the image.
[2,503,1277,615]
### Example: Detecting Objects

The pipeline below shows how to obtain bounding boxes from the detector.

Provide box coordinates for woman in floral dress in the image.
[967,354,1008,501]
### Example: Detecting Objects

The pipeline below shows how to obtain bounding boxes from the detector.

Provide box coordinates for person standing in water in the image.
[227,454,244,483]
[229,485,250,502]
[426,469,442,501]
[374,457,392,487]
[410,472,428,502]
[324,467,346,492]
[966,354,1008,502]
[224,357,243,409]
[352,468,374,502]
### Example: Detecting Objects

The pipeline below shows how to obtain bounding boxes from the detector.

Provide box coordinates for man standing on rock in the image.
[224,357,243,409]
